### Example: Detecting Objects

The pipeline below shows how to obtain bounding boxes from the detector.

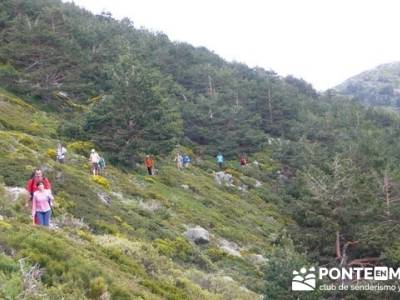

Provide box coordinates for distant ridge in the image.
[335,61,400,108]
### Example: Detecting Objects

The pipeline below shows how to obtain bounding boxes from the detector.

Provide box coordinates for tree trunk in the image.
[267,87,273,124]
[384,170,391,217]
[208,75,214,97]
[336,230,341,260]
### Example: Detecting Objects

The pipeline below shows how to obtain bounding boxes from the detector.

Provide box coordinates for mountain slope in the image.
[335,61,400,108]
[4,1,400,299]
[0,89,292,299]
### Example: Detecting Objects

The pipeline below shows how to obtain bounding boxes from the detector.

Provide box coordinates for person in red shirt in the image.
[145,155,154,175]
[240,154,247,166]
[26,168,52,209]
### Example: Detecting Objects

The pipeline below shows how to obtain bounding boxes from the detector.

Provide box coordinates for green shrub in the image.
[55,191,76,213]
[67,141,95,156]
[88,277,108,299]
[92,175,110,190]
[146,191,169,207]
[0,253,17,274]
[0,220,12,229]
[0,273,22,300]
[172,145,195,158]
[205,247,228,262]
[224,168,242,179]
[46,148,57,160]
[154,237,194,261]
[154,239,175,257]
[0,64,18,90]
[113,215,123,223]
[109,285,133,300]
[76,229,93,242]
[93,221,118,235]
[17,134,37,149]
[0,157,32,186]
[140,278,188,299]
[112,216,133,231]
[144,176,156,184]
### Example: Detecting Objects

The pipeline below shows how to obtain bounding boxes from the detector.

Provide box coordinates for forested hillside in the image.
[1,0,400,299]
[0,0,318,164]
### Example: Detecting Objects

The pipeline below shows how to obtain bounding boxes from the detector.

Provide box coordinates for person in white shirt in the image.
[175,153,183,170]
[56,143,67,164]
[89,149,100,176]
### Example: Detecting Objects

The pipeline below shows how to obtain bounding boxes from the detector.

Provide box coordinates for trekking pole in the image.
[48,198,55,217]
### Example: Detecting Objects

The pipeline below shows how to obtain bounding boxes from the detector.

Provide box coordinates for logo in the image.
[292,267,316,291]
[291,266,400,292]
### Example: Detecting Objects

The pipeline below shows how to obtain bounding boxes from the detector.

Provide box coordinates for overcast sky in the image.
[65,0,400,90]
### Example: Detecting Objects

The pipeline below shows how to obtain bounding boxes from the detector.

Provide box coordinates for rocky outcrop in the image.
[97,192,111,205]
[249,254,268,265]
[181,184,190,190]
[214,172,234,186]
[184,226,210,244]
[138,199,162,213]
[218,239,241,257]
[5,187,28,202]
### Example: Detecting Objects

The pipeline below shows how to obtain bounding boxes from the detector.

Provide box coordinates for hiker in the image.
[32,181,54,226]
[216,153,224,170]
[98,156,106,174]
[89,149,100,176]
[183,154,191,168]
[145,155,154,175]
[240,154,247,166]
[56,143,67,163]
[175,153,183,170]
[26,168,52,208]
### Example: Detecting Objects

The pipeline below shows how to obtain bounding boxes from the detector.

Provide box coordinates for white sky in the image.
[65,0,400,90]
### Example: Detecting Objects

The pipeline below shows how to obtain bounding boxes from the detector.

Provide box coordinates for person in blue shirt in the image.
[183,154,191,168]
[216,153,224,170]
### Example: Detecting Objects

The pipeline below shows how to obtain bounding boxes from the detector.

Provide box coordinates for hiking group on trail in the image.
[25,144,105,227]
[178,151,246,171]
[174,153,192,170]
[53,141,242,177]
[26,140,249,227]
[26,168,53,227]
[55,144,106,175]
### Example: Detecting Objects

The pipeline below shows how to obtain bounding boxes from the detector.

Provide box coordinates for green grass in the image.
[0,91,58,137]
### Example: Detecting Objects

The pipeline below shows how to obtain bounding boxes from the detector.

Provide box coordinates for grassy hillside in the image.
[0,90,297,299]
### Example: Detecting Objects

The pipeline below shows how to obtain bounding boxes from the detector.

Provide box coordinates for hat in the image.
[91,149,95,153]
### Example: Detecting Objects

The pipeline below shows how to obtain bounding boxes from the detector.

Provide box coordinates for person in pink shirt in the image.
[32,181,54,226]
